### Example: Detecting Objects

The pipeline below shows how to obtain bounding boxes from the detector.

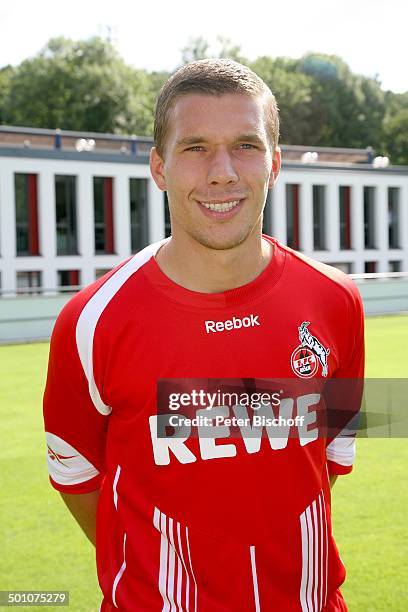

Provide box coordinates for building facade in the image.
[0,126,407,295]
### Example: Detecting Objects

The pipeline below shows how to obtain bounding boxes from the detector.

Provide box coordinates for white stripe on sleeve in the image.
[46,432,99,486]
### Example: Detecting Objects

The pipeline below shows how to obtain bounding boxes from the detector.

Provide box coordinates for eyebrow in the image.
[176,136,208,147]
[176,133,265,147]
[234,133,265,145]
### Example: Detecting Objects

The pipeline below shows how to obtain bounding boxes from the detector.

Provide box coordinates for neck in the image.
[155,228,273,294]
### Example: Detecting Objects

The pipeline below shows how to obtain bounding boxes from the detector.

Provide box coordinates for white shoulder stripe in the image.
[76,240,168,415]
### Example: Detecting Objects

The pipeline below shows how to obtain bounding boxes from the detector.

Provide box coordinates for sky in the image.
[1,0,407,92]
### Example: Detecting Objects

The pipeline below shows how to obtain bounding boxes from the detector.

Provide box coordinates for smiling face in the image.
[150,93,281,251]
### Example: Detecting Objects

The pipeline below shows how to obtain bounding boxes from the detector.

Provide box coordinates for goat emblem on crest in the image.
[291,321,330,378]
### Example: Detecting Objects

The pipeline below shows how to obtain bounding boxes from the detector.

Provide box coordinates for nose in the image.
[207,149,239,185]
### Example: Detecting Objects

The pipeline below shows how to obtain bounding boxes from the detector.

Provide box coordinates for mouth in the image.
[199,200,241,212]
[196,198,245,218]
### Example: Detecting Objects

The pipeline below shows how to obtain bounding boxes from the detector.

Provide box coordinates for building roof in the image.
[0,125,406,172]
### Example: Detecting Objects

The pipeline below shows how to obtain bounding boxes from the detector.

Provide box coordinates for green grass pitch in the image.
[0,314,407,611]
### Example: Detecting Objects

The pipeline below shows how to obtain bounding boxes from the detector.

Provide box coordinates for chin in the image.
[192,229,252,251]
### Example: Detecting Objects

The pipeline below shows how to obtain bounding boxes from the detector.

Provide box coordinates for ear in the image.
[268,146,281,189]
[150,147,167,191]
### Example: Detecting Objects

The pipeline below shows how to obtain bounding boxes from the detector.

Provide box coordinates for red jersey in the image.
[43,235,364,612]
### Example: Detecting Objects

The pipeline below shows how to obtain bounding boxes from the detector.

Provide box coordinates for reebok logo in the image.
[205,314,260,334]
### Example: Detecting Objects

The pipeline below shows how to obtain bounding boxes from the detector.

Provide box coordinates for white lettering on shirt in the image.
[204,314,260,334]
[149,394,321,465]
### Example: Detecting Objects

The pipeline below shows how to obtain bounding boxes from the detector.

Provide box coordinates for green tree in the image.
[2,36,404,160]
[296,53,385,148]
[3,37,152,135]
[140,70,171,135]
[250,56,313,144]
[0,65,13,124]
[382,91,408,165]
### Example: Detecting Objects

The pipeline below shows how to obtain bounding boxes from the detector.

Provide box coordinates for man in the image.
[43,59,364,611]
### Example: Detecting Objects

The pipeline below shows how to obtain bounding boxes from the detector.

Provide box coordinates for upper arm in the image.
[43,297,109,494]
[329,474,338,489]
[326,281,365,476]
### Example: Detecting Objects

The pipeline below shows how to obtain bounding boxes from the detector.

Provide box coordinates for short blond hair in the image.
[154,58,279,158]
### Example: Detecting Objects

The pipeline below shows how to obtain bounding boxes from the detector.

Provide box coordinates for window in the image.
[389,261,401,272]
[262,191,272,235]
[56,175,78,255]
[15,174,39,256]
[58,270,80,289]
[364,261,377,273]
[286,184,300,250]
[94,177,114,254]
[339,186,351,250]
[130,179,149,253]
[388,188,400,249]
[16,270,42,294]
[164,192,171,238]
[313,185,326,250]
[364,187,376,249]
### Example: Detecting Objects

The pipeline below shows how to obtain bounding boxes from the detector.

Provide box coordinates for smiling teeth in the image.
[202,200,240,212]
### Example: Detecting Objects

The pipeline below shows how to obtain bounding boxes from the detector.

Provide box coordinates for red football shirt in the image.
[43,235,364,611]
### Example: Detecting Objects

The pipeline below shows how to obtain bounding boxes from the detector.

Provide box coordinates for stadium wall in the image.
[0,278,407,343]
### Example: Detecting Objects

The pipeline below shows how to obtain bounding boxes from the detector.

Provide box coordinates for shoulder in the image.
[276,240,363,309]
[53,240,167,337]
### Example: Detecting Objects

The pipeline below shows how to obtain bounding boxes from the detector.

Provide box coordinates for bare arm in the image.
[60,489,101,546]
[329,475,338,489]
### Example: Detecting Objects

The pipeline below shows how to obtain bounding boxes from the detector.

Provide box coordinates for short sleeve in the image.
[43,293,109,493]
[326,279,365,475]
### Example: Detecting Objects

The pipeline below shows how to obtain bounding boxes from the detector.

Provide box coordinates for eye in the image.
[239,143,257,149]
[186,145,205,152]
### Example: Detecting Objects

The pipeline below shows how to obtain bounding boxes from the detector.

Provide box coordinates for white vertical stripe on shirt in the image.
[153,506,161,530]
[113,465,121,511]
[166,517,176,611]
[154,506,197,612]
[300,511,309,612]
[153,508,171,611]
[176,551,183,611]
[318,494,324,611]
[159,511,171,612]
[321,494,329,607]
[170,521,183,611]
[177,521,190,611]
[305,506,314,611]
[185,527,198,612]
[112,533,127,608]
[312,500,319,612]
[250,545,261,612]
[300,490,329,612]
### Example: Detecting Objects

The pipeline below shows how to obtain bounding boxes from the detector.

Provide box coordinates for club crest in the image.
[291,321,330,378]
